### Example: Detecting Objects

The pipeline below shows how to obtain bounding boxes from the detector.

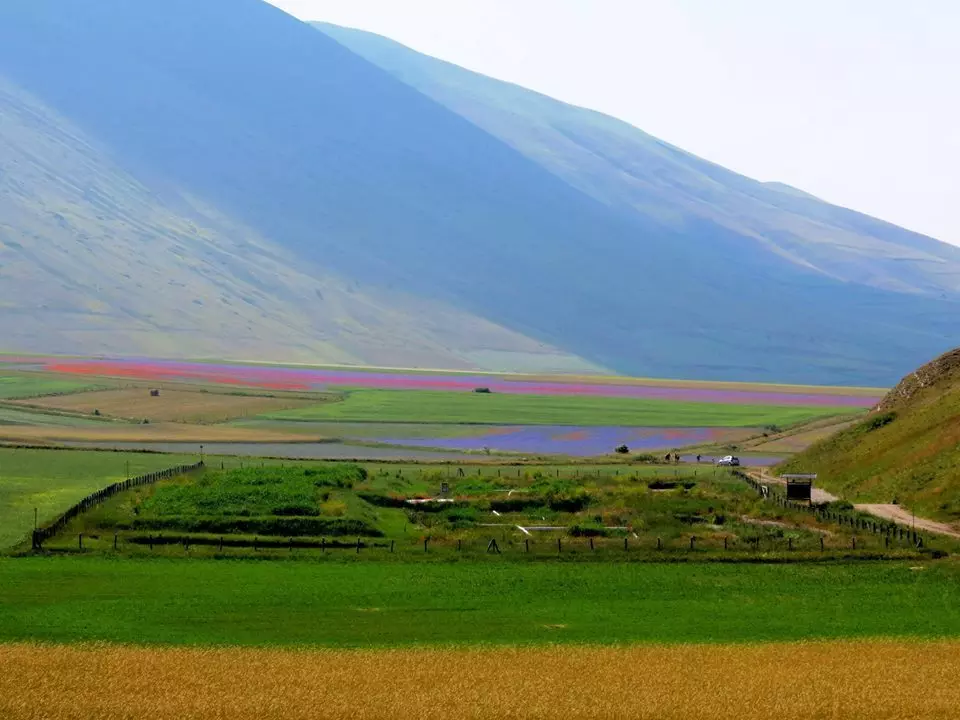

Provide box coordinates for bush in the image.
[863,412,896,431]
[357,492,408,509]
[568,523,610,537]
[122,515,381,537]
[489,497,544,513]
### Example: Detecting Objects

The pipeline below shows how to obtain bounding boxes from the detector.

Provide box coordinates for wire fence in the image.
[31,462,204,549]
[734,470,929,549]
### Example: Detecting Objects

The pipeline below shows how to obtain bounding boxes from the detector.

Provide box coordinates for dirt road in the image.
[747,470,960,538]
[854,504,960,539]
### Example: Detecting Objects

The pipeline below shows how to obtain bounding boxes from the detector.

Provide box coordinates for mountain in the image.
[779,348,960,520]
[0,2,957,384]
[317,23,960,299]
[0,74,586,370]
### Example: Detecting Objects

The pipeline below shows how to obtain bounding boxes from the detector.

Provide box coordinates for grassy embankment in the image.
[265,389,853,427]
[780,349,960,521]
[0,448,198,548]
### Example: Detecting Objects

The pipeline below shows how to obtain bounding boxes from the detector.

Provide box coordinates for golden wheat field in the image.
[2,640,959,720]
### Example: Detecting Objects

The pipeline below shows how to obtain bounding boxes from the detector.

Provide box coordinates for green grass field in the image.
[0,557,957,647]
[0,448,198,548]
[264,389,851,427]
[0,372,100,400]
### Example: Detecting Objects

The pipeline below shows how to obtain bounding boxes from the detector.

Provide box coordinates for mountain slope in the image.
[0,1,957,383]
[317,22,960,298]
[779,347,960,521]
[0,74,588,371]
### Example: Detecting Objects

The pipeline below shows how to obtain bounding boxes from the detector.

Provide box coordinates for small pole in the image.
[78,533,83,550]
[657,537,662,550]
[724,537,728,550]
[852,536,857,550]
[356,537,361,554]
[424,537,429,553]
[525,539,529,553]
[589,537,594,551]
[219,536,223,552]
[114,533,118,551]
[557,538,562,554]
[820,536,825,552]
[457,539,462,552]
[322,538,326,553]
[788,537,793,551]
[390,540,395,553]
[689,536,695,550]
[624,537,628,551]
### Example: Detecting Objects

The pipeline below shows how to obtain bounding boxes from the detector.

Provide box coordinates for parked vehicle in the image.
[716,455,740,466]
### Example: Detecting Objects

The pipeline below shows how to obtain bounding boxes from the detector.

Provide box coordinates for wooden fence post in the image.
[557,538,562,555]
[624,537,628,551]
[356,537,361,554]
[321,538,326,553]
[689,536,695,550]
[589,537,594,551]
[219,536,223,552]
[656,537,662,550]
[457,539,462,552]
[390,540,395,553]
[114,533,118,551]
[525,539,529,553]
[78,533,83,550]
[424,537,429,553]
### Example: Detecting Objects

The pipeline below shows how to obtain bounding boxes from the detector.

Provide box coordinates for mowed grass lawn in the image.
[0,448,198,548]
[265,389,851,427]
[1,557,958,647]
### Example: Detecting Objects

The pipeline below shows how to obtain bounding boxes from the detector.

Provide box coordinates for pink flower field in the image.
[9,357,884,408]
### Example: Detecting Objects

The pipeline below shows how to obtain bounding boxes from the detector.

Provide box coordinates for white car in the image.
[716,455,740,467]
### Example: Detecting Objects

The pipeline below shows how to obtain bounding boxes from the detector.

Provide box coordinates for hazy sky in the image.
[268,0,959,245]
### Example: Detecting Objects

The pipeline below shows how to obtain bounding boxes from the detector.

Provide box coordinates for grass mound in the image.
[781,346,960,520]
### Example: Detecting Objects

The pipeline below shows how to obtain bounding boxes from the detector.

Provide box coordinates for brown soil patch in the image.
[0,422,316,444]
[13,388,313,424]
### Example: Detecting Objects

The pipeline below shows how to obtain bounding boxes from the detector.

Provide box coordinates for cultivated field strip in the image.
[2,640,958,719]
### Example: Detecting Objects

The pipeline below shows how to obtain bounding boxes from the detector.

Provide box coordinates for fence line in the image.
[733,470,926,548]
[32,462,204,549]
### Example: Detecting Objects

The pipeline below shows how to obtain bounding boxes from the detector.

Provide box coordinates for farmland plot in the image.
[16,388,317,423]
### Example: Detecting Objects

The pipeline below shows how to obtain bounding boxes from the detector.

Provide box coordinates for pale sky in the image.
[268,0,959,245]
